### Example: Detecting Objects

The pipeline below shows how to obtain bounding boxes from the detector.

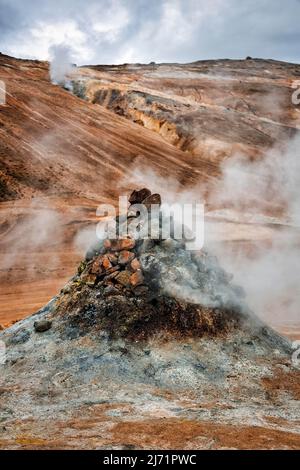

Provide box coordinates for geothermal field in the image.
[0,51,300,450]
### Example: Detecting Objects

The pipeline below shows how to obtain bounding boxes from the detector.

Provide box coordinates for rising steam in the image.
[207,135,300,326]
[49,44,75,90]
[124,134,300,327]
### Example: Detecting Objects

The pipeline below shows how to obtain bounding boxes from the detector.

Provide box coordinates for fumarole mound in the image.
[56,187,250,340]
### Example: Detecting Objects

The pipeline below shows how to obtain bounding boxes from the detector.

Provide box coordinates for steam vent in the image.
[58,188,250,340]
[0,189,298,450]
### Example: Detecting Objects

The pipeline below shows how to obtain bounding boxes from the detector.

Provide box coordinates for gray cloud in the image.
[0,0,299,64]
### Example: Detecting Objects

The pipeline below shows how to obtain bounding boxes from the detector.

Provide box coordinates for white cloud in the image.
[0,0,300,64]
[91,2,129,42]
[3,20,93,62]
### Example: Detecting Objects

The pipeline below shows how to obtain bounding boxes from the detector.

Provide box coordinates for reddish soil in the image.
[111,418,300,450]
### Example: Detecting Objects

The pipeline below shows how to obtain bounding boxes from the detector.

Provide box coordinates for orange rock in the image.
[142,193,161,209]
[102,255,112,270]
[110,238,135,251]
[121,239,136,250]
[115,270,131,287]
[82,273,97,286]
[90,254,113,273]
[90,256,104,275]
[119,250,135,265]
[130,270,144,287]
[131,258,141,271]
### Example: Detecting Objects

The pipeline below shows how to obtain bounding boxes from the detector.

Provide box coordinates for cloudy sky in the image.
[0,0,299,65]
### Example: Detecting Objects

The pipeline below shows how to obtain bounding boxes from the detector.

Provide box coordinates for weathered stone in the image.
[103,286,120,297]
[129,188,151,204]
[105,266,120,275]
[77,261,87,275]
[34,320,52,333]
[82,273,97,286]
[103,239,112,249]
[118,250,135,265]
[115,270,131,287]
[131,258,141,271]
[119,239,136,251]
[142,193,162,209]
[104,270,120,282]
[90,254,113,273]
[90,256,104,275]
[102,255,112,270]
[110,238,135,251]
[139,253,160,274]
[133,285,149,296]
[107,253,118,265]
[130,270,144,287]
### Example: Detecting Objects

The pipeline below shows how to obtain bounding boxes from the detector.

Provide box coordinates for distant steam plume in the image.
[49,44,75,89]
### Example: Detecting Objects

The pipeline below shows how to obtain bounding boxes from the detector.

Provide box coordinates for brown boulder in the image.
[119,250,135,265]
[130,270,144,287]
[110,238,136,251]
[129,188,151,204]
[104,270,120,284]
[105,266,120,275]
[82,273,98,286]
[142,193,162,209]
[34,320,52,333]
[107,253,118,265]
[90,254,112,273]
[103,286,120,297]
[115,270,131,287]
[131,258,141,271]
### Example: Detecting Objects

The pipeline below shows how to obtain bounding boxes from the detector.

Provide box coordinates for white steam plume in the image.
[49,44,75,90]
[124,134,300,327]
[0,200,64,273]
[207,135,300,327]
